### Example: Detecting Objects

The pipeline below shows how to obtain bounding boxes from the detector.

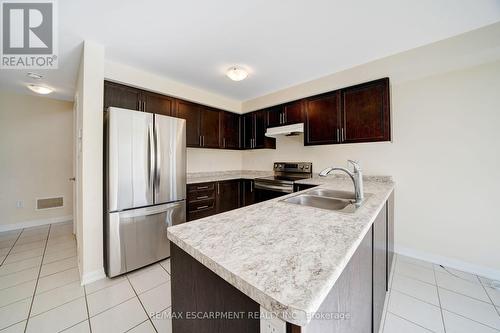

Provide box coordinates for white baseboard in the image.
[395,244,500,281]
[0,215,73,232]
[80,267,106,285]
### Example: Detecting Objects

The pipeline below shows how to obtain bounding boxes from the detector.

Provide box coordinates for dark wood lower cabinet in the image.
[288,226,373,333]
[216,180,241,213]
[387,192,395,290]
[241,179,255,207]
[171,244,260,333]
[373,204,387,333]
[187,182,217,221]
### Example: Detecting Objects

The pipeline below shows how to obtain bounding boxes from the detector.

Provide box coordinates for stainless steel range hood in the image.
[265,123,304,137]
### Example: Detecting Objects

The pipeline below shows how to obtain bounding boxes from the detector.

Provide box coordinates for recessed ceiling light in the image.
[226,66,248,81]
[27,72,43,80]
[27,84,53,95]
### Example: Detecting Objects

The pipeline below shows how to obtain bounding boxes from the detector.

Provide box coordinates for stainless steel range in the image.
[254,162,312,201]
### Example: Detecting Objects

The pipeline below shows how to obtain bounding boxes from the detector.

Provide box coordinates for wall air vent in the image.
[36,197,64,210]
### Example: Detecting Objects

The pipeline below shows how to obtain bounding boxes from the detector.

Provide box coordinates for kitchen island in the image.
[167,175,395,333]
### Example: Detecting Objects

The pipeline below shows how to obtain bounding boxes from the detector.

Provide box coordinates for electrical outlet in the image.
[16,200,24,208]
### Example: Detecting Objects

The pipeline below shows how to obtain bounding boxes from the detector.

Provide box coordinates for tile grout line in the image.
[387,311,435,332]
[125,275,159,333]
[83,285,93,333]
[0,230,23,266]
[436,306,500,332]
[23,224,52,333]
[432,263,447,333]
[86,294,137,319]
[478,277,500,318]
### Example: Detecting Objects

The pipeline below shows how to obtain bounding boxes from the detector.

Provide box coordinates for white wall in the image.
[187,149,242,173]
[75,41,106,284]
[0,92,74,231]
[242,61,500,277]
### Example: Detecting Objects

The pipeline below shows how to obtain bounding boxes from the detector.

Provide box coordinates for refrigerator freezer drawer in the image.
[105,201,186,277]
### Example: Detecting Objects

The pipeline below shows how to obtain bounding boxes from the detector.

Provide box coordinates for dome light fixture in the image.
[27,84,53,95]
[226,66,248,81]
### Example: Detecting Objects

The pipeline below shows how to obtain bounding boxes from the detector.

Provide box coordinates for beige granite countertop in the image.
[168,174,394,326]
[187,170,274,184]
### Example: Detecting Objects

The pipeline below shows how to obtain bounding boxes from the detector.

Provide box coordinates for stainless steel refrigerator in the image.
[104,107,186,277]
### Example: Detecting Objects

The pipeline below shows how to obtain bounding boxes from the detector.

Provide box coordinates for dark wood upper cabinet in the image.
[242,111,275,149]
[266,101,303,127]
[175,100,201,148]
[104,81,142,111]
[143,92,175,116]
[254,110,271,148]
[216,180,241,213]
[200,107,220,148]
[220,111,240,149]
[304,91,341,145]
[266,106,283,128]
[241,113,254,149]
[341,78,390,143]
[283,99,304,125]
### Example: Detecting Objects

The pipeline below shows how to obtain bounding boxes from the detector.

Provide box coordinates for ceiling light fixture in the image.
[226,66,248,81]
[27,72,43,80]
[27,84,53,95]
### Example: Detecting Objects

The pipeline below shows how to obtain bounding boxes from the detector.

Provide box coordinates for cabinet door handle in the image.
[199,136,202,146]
[223,137,226,148]
[196,195,209,200]
[336,128,340,142]
[341,128,345,142]
[217,183,220,195]
[196,205,209,210]
[143,100,146,111]
[279,113,283,124]
[202,136,205,146]
[196,186,209,190]
[250,182,253,192]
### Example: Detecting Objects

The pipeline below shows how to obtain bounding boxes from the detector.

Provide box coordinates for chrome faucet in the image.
[319,160,364,203]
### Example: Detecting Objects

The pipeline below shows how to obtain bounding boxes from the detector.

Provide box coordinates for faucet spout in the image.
[318,161,364,203]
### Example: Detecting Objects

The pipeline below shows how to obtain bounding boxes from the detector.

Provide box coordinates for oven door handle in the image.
[254,182,293,193]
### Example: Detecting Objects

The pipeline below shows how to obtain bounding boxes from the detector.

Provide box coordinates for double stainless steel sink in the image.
[282,188,369,213]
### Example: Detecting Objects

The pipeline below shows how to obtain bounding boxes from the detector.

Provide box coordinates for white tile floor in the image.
[1,222,500,333]
[0,222,172,333]
[381,255,500,333]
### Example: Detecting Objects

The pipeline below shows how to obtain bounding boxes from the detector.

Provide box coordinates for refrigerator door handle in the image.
[154,120,161,194]
[148,122,155,193]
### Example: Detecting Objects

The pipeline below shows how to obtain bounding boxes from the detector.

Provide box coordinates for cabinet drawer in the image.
[187,182,215,192]
[188,190,215,202]
[187,199,215,213]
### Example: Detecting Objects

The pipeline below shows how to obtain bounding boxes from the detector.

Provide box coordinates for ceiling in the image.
[1,0,500,102]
